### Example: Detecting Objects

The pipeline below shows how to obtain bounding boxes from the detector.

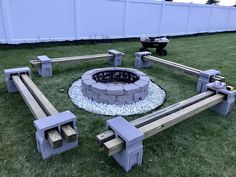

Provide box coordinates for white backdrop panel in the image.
[126,0,162,36]
[161,3,189,35]
[187,5,211,33]
[8,0,75,40]
[209,7,229,31]
[78,0,125,39]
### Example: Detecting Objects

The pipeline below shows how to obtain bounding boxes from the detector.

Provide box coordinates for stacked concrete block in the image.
[34,111,78,159]
[4,67,31,93]
[108,49,124,67]
[206,81,236,116]
[107,116,144,172]
[81,67,150,105]
[134,51,152,69]
[197,69,221,93]
[37,55,52,78]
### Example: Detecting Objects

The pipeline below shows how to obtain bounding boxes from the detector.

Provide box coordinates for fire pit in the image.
[81,67,150,105]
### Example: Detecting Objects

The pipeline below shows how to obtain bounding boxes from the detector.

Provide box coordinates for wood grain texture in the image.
[96,91,215,146]
[12,75,62,148]
[103,94,225,156]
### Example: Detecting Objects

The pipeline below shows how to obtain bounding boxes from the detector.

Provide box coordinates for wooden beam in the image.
[21,74,58,115]
[20,74,77,142]
[31,53,113,66]
[103,94,225,156]
[12,75,62,149]
[96,91,215,146]
[144,56,201,77]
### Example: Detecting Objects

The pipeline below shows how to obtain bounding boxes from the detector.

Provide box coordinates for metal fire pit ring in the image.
[81,67,150,105]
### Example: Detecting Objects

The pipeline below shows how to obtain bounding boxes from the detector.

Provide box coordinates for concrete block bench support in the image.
[97,87,236,171]
[31,49,124,77]
[206,82,236,116]
[34,111,78,159]
[134,51,152,68]
[3,67,78,159]
[197,69,221,93]
[134,53,225,92]
[106,116,144,172]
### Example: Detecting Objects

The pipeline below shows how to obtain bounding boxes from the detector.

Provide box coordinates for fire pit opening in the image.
[92,70,140,84]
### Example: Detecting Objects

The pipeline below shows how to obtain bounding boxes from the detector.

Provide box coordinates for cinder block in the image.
[4,67,31,93]
[107,116,144,172]
[34,111,78,159]
[134,51,151,69]
[108,49,124,67]
[37,56,52,77]
[207,82,236,116]
[99,94,116,104]
[197,69,221,93]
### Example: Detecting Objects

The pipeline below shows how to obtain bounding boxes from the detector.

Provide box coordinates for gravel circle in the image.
[68,79,166,116]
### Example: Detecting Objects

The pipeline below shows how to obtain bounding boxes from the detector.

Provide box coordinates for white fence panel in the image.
[226,8,236,30]
[6,0,76,43]
[0,0,236,44]
[187,5,212,34]
[78,0,125,39]
[209,6,230,31]
[160,2,190,36]
[125,0,162,37]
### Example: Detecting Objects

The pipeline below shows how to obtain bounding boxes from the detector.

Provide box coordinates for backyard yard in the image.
[0,32,236,177]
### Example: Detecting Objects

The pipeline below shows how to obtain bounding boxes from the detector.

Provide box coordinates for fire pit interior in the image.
[81,67,150,105]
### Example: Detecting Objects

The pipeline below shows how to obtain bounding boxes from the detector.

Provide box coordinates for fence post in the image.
[185,2,192,35]
[158,0,165,36]
[123,0,128,37]
[207,5,214,32]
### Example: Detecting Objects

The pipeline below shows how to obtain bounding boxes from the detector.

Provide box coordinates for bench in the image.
[96,82,236,171]
[30,49,124,77]
[4,67,78,159]
[134,52,225,93]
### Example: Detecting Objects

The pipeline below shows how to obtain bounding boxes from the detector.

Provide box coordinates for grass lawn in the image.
[0,33,236,177]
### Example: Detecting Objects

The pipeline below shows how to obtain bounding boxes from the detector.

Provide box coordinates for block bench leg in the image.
[106,116,144,172]
[108,49,124,67]
[34,111,78,159]
[134,51,152,69]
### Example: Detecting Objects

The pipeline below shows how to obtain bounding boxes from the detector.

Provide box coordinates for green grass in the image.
[0,33,236,177]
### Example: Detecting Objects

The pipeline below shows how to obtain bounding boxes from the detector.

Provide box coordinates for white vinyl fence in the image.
[0,0,236,44]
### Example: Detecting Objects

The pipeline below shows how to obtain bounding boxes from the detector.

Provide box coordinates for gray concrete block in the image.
[117,94,133,103]
[86,90,99,100]
[197,69,221,93]
[108,49,124,67]
[107,85,124,95]
[134,51,151,69]
[37,55,52,77]
[134,80,149,91]
[82,79,97,90]
[134,92,148,102]
[123,84,140,94]
[91,83,107,94]
[107,116,144,172]
[34,111,78,159]
[4,67,31,93]
[207,82,236,116]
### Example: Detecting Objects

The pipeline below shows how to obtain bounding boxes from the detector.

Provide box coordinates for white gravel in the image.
[68,79,166,116]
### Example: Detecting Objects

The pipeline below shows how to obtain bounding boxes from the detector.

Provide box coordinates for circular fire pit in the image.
[81,67,150,105]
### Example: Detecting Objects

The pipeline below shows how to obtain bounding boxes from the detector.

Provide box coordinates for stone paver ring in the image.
[81,67,150,105]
